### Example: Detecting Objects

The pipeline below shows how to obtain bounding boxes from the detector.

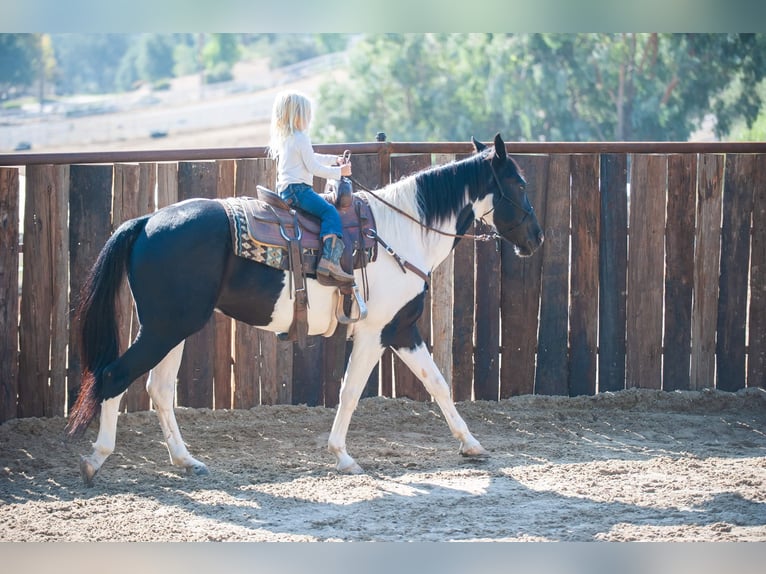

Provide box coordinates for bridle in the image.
[349,153,535,242]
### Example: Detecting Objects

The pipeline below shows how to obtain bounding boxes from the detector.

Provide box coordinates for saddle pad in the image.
[219,195,378,273]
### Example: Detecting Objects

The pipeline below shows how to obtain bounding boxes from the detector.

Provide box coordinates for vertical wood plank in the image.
[451,222,475,401]
[391,153,432,401]
[0,168,20,423]
[356,152,388,399]
[568,154,600,396]
[535,155,571,396]
[598,153,628,393]
[126,163,155,412]
[430,154,456,391]
[214,160,235,409]
[626,154,667,390]
[293,337,323,406]
[690,154,724,390]
[474,223,501,400]
[748,154,766,389]
[663,154,697,391]
[500,155,548,398]
[716,154,756,392]
[49,164,69,417]
[68,165,113,414]
[233,159,263,408]
[176,161,217,408]
[157,163,178,208]
[18,165,59,417]
[113,164,141,412]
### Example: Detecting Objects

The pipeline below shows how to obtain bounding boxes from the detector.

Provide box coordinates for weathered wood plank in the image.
[68,165,113,414]
[568,154,600,396]
[535,154,571,396]
[717,154,756,392]
[125,163,155,412]
[176,161,218,408]
[690,154,724,390]
[214,160,235,409]
[598,153,628,393]
[111,163,140,411]
[663,154,697,391]
[391,153,432,401]
[157,162,178,208]
[431,154,456,391]
[49,164,70,417]
[233,159,263,408]
[0,168,20,422]
[451,222,475,402]
[748,154,766,389]
[500,154,549,398]
[18,165,67,417]
[474,222,501,400]
[626,154,667,390]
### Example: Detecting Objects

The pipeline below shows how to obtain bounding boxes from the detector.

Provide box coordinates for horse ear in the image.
[472,136,486,152]
[493,133,507,161]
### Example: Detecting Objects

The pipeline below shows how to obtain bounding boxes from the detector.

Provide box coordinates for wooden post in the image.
[0,168,20,423]
[568,154,600,396]
[690,154,724,390]
[68,165,113,413]
[535,155,571,396]
[663,154,697,391]
[626,154,667,390]
[500,154,549,398]
[598,153,628,393]
[214,160,235,409]
[716,154,756,392]
[748,154,766,389]
[18,165,68,417]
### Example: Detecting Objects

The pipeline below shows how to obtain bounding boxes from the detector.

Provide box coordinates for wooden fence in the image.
[1,141,765,422]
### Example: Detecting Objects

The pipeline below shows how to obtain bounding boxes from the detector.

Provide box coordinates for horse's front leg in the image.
[327,332,385,474]
[393,342,489,458]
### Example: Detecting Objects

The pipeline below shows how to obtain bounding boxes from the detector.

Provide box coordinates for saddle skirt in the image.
[219,183,378,276]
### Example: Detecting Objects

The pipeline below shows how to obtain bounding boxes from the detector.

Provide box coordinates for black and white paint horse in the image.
[67,134,544,484]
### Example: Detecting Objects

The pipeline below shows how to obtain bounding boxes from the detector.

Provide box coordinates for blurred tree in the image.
[202,34,240,83]
[0,34,38,99]
[316,33,766,142]
[51,34,134,95]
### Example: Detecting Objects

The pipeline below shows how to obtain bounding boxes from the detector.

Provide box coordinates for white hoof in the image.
[185,462,209,477]
[337,461,365,475]
[79,455,99,487]
[459,443,490,458]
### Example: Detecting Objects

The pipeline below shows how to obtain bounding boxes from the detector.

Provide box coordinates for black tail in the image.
[66,216,150,437]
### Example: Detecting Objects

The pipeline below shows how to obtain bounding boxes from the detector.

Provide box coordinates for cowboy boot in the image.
[317,234,355,283]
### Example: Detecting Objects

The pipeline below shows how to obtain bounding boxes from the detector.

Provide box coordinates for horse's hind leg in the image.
[146,341,208,476]
[393,342,489,458]
[79,392,125,486]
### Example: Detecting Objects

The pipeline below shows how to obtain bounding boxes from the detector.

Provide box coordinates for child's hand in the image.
[340,163,352,176]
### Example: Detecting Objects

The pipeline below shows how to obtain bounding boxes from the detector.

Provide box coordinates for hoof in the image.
[185,462,209,477]
[79,455,99,487]
[337,461,365,475]
[460,444,490,458]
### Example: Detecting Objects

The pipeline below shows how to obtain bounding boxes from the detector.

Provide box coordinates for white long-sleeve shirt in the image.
[276,131,341,192]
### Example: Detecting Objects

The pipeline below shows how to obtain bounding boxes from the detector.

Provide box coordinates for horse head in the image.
[472,133,544,257]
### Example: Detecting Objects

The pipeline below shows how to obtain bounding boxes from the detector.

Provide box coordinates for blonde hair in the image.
[268,91,313,159]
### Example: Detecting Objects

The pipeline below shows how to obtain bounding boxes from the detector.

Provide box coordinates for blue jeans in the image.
[279,183,343,239]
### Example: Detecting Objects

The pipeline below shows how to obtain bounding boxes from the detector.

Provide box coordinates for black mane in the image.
[413,150,491,227]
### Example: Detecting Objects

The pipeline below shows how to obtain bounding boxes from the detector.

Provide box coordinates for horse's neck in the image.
[369,178,468,274]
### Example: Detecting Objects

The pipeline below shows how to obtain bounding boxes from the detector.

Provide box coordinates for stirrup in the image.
[336,284,368,325]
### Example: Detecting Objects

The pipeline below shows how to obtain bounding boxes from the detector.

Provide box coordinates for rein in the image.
[349,176,499,242]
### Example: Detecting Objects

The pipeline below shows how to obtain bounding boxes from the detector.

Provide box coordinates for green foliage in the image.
[316,33,766,142]
[202,34,240,82]
[0,34,43,97]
